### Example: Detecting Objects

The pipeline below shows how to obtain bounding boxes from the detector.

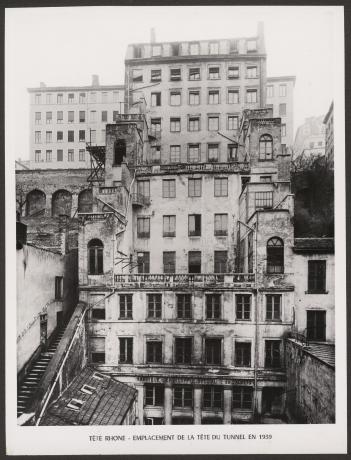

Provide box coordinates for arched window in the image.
[267,237,284,274]
[52,190,72,217]
[26,189,46,217]
[259,134,273,160]
[88,239,103,275]
[78,189,93,213]
[114,139,126,165]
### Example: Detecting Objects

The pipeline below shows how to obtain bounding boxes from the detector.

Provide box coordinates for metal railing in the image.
[131,193,150,206]
[133,162,250,176]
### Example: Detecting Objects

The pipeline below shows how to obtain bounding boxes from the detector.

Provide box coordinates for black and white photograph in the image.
[6,4,347,455]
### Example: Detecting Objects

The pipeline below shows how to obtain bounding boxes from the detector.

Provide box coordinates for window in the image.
[206,294,221,319]
[79,130,85,142]
[35,131,41,143]
[119,338,133,364]
[279,84,287,97]
[266,85,274,98]
[151,92,161,107]
[236,294,251,320]
[188,214,201,236]
[77,110,85,123]
[208,66,220,79]
[35,112,41,124]
[203,386,223,409]
[150,145,161,163]
[57,150,63,162]
[233,387,253,409]
[205,338,222,365]
[189,116,200,132]
[79,93,86,103]
[247,40,257,51]
[228,66,239,79]
[68,149,74,162]
[235,342,251,367]
[259,134,273,160]
[170,118,181,132]
[113,91,119,102]
[247,66,257,78]
[55,276,63,300]
[228,115,239,130]
[114,138,126,164]
[67,399,84,411]
[57,111,63,123]
[152,45,162,56]
[151,69,161,82]
[35,93,41,104]
[46,150,52,162]
[90,130,96,143]
[163,216,176,237]
[170,68,181,81]
[137,180,150,198]
[214,251,227,273]
[255,191,273,208]
[170,91,181,106]
[228,144,238,161]
[46,112,53,124]
[147,294,162,319]
[79,149,85,162]
[90,111,97,122]
[246,89,257,103]
[137,217,150,238]
[137,252,150,274]
[35,150,41,162]
[91,304,105,320]
[281,124,286,137]
[177,294,192,319]
[208,90,219,104]
[209,42,219,54]
[214,177,228,197]
[188,251,201,273]
[265,341,281,368]
[188,42,199,55]
[267,237,284,273]
[145,384,164,406]
[66,111,73,123]
[279,103,287,116]
[208,116,219,131]
[241,176,251,192]
[88,239,103,274]
[308,260,326,293]
[174,385,193,407]
[150,118,161,134]
[171,43,180,56]
[56,131,63,142]
[266,294,282,321]
[214,214,228,236]
[163,251,176,273]
[67,93,74,103]
[208,144,219,162]
[189,68,200,80]
[101,110,107,122]
[188,144,200,163]
[146,341,162,362]
[248,232,254,274]
[67,130,74,142]
[119,294,133,319]
[170,145,180,163]
[189,90,200,105]
[80,384,96,395]
[132,69,143,82]
[90,337,105,364]
[113,111,119,122]
[229,39,238,53]
[188,178,201,196]
[260,175,272,183]
[133,45,142,58]
[307,310,326,341]
[228,89,239,104]
[46,131,52,143]
[46,93,52,104]
[175,338,192,364]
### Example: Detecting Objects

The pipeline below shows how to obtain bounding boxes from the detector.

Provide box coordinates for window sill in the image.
[265,319,282,323]
[205,319,227,323]
[305,290,329,295]
[118,317,133,321]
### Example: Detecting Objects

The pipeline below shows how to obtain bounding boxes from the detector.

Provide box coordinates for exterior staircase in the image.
[17,325,66,418]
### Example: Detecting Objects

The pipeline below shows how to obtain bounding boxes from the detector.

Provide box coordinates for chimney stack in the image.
[92,74,100,86]
[150,28,156,44]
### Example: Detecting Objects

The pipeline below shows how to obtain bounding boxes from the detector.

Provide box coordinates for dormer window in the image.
[229,39,238,53]
[209,42,219,54]
[171,43,180,56]
[80,384,96,395]
[247,40,257,52]
[152,45,162,57]
[134,45,143,58]
[189,43,199,55]
[67,399,84,411]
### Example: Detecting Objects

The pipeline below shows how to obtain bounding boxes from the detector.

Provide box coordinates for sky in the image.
[5,5,342,160]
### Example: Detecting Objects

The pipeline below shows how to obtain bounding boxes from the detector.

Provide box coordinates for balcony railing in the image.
[132,193,150,206]
[114,113,144,123]
[114,273,255,288]
[99,186,119,195]
[78,212,114,222]
[134,162,250,176]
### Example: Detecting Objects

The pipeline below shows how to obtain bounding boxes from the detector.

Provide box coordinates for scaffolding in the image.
[86,144,106,185]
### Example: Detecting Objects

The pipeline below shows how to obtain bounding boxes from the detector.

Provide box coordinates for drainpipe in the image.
[253,217,259,421]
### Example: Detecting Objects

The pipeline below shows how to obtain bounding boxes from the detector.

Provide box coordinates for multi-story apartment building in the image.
[323,101,334,168]
[266,76,295,149]
[27,75,124,169]
[293,116,326,160]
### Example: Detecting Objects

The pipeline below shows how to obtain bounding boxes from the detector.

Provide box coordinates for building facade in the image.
[323,101,334,168]
[293,116,326,160]
[266,76,295,149]
[28,75,124,169]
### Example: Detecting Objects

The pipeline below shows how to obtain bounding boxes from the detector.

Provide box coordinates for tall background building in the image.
[27,75,124,169]
[293,115,326,160]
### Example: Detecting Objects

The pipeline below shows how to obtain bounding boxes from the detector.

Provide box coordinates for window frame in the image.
[266,294,282,321]
[214,213,228,237]
[147,294,162,320]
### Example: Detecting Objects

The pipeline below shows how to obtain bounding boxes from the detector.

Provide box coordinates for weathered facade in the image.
[323,101,334,168]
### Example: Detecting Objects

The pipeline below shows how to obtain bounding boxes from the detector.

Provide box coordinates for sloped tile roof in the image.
[40,367,136,426]
[305,342,335,369]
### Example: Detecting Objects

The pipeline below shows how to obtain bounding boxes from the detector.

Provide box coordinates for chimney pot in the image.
[92,74,99,86]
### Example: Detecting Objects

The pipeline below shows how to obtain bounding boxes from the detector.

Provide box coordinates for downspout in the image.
[254,216,259,420]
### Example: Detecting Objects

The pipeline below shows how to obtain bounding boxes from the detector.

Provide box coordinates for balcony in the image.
[132,193,150,207]
[134,162,250,176]
[113,273,255,289]
[78,212,115,222]
[114,113,144,123]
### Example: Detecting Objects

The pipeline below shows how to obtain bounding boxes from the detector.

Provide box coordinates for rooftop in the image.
[28,84,124,93]
[40,367,137,426]
[288,339,335,369]
[293,238,334,253]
